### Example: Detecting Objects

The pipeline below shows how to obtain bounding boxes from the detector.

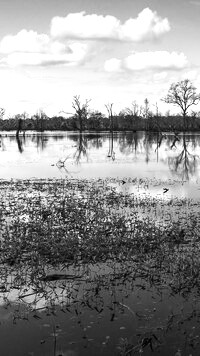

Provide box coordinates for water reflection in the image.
[168,133,199,180]
[73,132,88,164]
[1,258,200,356]
[31,133,50,151]
[0,131,200,183]
[16,133,25,153]
[107,131,115,160]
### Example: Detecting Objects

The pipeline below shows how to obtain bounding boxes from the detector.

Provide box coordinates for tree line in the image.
[1,79,200,133]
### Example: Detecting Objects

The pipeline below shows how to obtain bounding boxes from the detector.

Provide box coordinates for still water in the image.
[0,130,200,198]
[0,131,200,355]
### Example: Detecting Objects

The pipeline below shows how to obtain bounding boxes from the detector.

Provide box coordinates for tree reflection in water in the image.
[56,133,104,175]
[118,131,140,156]
[1,131,200,182]
[73,132,88,164]
[34,133,49,151]
[56,154,73,176]
[0,134,6,151]
[56,133,89,176]
[155,132,167,162]
[107,131,115,160]
[144,132,155,164]
[16,134,25,153]
[168,133,199,180]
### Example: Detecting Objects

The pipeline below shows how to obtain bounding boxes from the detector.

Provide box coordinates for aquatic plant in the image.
[0,178,200,355]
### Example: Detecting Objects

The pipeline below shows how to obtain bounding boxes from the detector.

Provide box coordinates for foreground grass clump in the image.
[1,178,200,355]
[0,178,200,267]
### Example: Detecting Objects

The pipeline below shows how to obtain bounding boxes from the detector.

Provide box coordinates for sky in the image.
[0,0,200,117]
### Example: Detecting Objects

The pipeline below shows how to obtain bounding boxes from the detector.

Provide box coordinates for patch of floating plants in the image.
[0,178,200,355]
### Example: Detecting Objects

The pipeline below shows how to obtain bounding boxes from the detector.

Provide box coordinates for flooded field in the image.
[0,131,199,180]
[0,131,200,355]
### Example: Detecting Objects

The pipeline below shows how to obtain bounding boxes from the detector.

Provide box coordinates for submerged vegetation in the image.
[0,178,200,355]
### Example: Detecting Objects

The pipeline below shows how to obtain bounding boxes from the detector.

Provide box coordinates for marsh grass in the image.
[0,178,200,355]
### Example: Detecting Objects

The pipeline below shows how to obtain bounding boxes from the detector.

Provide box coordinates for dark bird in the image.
[163,188,169,193]
[122,180,126,185]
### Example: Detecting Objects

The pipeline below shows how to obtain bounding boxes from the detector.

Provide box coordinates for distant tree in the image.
[88,110,105,130]
[154,102,160,117]
[105,103,114,131]
[16,116,23,138]
[191,110,200,118]
[124,101,139,117]
[21,111,28,120]
[138,99,151,119]
[72,95,91,131]
[140,98,152,130]
[0,108,5,119]
[163,79,200,128]
[12,112,27,136]
[38,109,48,120]
[32,109,48,131]
[165,110,170,117]
[144,98,150,119]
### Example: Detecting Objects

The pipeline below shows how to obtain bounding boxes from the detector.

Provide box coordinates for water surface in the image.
[0,130,200,199]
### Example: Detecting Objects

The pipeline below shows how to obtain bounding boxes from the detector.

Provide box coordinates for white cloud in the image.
[104,51,188,72]
[124,51,188,70]
[120,8,170,41]
[0,8,170,68]
[1,48,87,67]
[0,30,50,54]
[51,12,120,40]
[51,8,170,42]
[0,29,88,67]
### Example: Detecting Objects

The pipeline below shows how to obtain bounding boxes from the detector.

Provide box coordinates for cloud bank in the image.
[0,30,88,66]
[0,8,171,67]
[104,51,188,72]
[51,8,170,42]
[0,9,171,68]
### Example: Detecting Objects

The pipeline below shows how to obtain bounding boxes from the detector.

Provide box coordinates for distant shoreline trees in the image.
[1,80,200,132]
[0,111,199,132]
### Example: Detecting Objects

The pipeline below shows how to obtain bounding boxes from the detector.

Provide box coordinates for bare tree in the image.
[144,98,150,119]
[59,110,73,116]
[124,101,139,116]
[154,102,160,117]
[163,79,200,128]
[72,95,91,132]
[0,108,5,119]
[105,103,114,131]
